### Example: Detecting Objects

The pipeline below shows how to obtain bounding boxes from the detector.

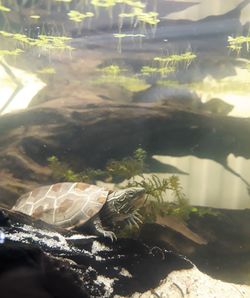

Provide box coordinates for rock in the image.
[0,207,193,297]
[2,206,250,297]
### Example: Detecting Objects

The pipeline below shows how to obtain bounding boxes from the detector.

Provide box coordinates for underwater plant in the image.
[47,149,219,238]
[48,149,194,221]
[48,148,146,183]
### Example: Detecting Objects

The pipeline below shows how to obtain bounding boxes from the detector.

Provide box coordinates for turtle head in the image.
[107,187,145,221]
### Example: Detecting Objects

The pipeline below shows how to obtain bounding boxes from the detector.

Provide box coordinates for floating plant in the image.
[37,67,56,74]
[0,30,74,54]
[228,35,250,53]
[113,33,145,53]
[67,10,94,22]
[99,64,126,76]
[91,0,117,18]
[135,10,159,26]
[0,48,23,57]
[0,4,11,12]
[30,15,41,19]
[141,65,175,77]
[153,51,197,67]
[94,74,150,92]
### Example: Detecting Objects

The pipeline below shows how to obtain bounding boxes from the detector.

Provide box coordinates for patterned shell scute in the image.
[13,182,109,228]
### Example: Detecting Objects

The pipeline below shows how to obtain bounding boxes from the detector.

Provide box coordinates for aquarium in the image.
[0,1,250,297]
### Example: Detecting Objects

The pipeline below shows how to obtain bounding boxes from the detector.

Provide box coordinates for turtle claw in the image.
[103,230,117,242]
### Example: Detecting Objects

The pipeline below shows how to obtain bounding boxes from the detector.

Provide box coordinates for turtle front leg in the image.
[92,217,117,242]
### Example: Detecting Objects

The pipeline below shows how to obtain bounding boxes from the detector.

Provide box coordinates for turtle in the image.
[12,182,145,240]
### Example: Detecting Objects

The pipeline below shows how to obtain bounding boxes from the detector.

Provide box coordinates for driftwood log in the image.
[1,102,250,206]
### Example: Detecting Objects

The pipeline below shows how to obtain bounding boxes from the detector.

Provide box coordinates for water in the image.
[0,0,250,290]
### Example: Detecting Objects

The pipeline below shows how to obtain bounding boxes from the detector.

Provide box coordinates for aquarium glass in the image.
[0,0,250,290]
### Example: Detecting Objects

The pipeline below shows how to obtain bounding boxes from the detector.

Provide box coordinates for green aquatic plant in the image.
[95,64,149,91]
[156,79,181,87]
[228,35,250,53]
[47,149,189,218]
[0,30,74,54]
[47,156,106,183]
[29,15,41,19]
[117,2,160,35]
[48,156,82,182]
[0,4,11,12]
[153,51,197,68]
[34,35,74,51]
[94,72,150,92]
[47,149,219,237]
[48,148,147,183]
[0,48,23,57]
[67,10,94,22]
[99,64,126,76]
[0,30,13,37]
[140,65,175,77]
[135,10,159,26]
[113,33,145,53]
[91,0,117,18]
[128,174,185,203]
[37,67,56,74]
[117,0,145,9]
[91,0,116,7]
[106,152,146,182]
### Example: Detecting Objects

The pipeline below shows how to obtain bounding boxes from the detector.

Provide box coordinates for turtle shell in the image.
[12,182,110,228]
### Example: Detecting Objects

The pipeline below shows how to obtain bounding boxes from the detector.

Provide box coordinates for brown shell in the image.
[12,182,109,228]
